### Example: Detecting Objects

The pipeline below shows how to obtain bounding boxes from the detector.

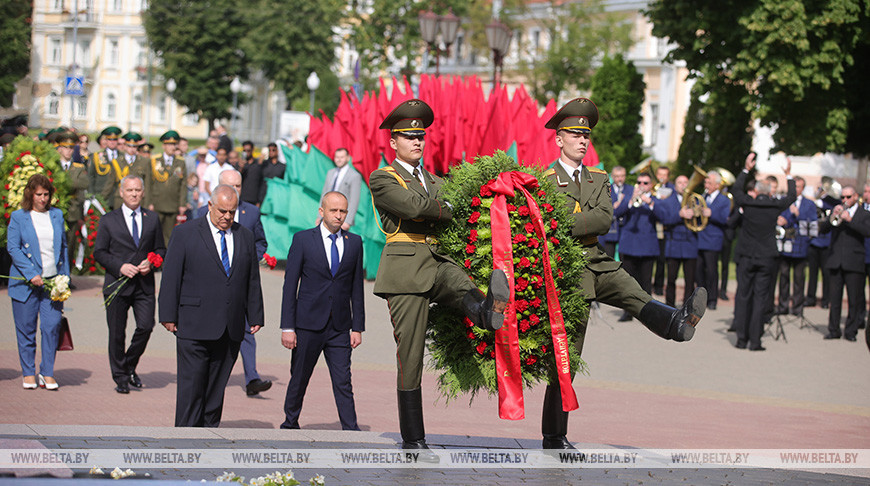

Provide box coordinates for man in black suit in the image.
[821,185,870,341]
[732,154,796,351]
[159,185,265,427]
[280,191,365,430]
[94,175,166,393]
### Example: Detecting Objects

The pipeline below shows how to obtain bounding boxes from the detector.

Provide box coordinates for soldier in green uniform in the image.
[88,127,123,204]
[146,130,187,244]
[103,132,151,209]
[55,132,90,266]
[540,98,707,449]
[370,99,510,457]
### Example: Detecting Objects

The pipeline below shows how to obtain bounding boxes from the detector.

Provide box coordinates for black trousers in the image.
[105,287,155,385]
[827,268,865,339]
[734,255,776,348]
[696,250,720,304]
[621,255,654,295]
[666,258,696,307]
[720,236,734,293]
[653,239,666,292]
[777,257,807,314]
[175,330,241,427]
[806,245,831,305]
[603,241,617,260]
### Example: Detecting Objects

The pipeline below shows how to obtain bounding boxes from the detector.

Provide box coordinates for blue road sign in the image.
[65,76,85,96]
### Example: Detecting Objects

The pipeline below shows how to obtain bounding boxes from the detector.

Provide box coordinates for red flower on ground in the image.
[471,196,481,207]
[476,342,488,355]
[468,212,480,224]
[469,229,478,243]
[518,256,531,268]
[465,243,476,254]
[464,259,471,269]
[518,206,530,216]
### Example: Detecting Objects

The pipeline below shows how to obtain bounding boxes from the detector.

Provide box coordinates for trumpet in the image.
[631,190,651,208]
[830,211,845,227]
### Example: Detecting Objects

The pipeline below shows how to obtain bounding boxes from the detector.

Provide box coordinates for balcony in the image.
[62,10,101,30]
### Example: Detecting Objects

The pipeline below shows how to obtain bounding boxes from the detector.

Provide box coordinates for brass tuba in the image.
[682,166,709,232]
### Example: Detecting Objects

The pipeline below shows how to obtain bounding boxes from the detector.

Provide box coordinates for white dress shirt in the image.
[206,216,233,265]
[394,159,428,193]
[320,222,344,269]
[557,160,582,183]
[121,204,142,242]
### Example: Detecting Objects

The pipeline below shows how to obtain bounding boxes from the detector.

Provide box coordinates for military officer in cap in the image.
[369,99,510,457]
[146,131,188,243]
[103,132,151,209]
[89,126,123,199]
[56,132,90,265]
[541,98,707,449]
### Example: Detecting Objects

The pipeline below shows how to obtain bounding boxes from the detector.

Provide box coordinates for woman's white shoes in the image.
[37,374,59,390]
[22,376,37,389]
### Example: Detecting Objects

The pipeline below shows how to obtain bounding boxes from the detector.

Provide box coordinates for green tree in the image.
[242,0,342,111]
[0,1,31,107]
[144,0,250,131]
[589,54,645,172]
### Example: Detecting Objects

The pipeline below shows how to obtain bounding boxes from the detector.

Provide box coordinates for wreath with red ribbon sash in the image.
[428,151,588,420]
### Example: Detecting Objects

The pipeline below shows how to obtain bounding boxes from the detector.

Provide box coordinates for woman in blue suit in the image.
[7,174,69,390]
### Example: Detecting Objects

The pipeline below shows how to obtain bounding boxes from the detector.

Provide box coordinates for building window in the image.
[49,38,62,65]
[107,39,119,67]
[182,113,199,126]
[140,0,149,12]
[76,97,87,118]
[157,96,167,122]
[53,0,64,11]
[532,29,541,54]
[132,93,142,120]
[649,103,660,146]
[136,39,147,67]
[77,39,91,65]
[112,0,123,12]
[106,92,117,119]
[47,91,60,116]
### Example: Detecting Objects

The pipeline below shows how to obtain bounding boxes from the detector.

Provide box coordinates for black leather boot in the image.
[461,269,509,331]
[637,287,706,342]
[541,384,576,449]
[397,389,439,463]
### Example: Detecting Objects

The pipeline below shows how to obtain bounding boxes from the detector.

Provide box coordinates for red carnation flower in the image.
[467,331,475,340]
[264,254,278,269]
[550,236,560,246]
[3,184,8,190]
[507,203,517,212]
[89,266,96,272]
[541,344,548,353]
[476,342,488,355]
[87,209,94,215]
[524,223,534,234]
[469,229,478,243]
[529,314,540,326]
[464,317,475,328]
[515,277,529,292]
[525,355,537,366]
[543,203,554,212]
[518,206,530,216]
[468,212,480,224]
[465,243,476,254]
[538,190,546,197]
[527,238,540,249]
[513,233,527,244]
[480,185,493,197]
[464,259,471,269]
[518,320,531,332]
[558,270,564,278]
[531,275,543,289]
[556,254,563,262]
[550,219,558,230]
[518,257,531,268]
[530,297,542,308]
[490,350,496,358]
[515,299,529,312]
[471,196,481,207]
[47,171,52,176]
[13,165,20,169]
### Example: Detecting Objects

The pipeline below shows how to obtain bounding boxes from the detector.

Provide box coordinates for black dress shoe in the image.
[653,287,664,296]
[719,294,729,301]
[734,341,748,349]
[805,298,816,307]
[820,302,829,309]
[129,373,142,388]
[707,302,717,311]
[823,334,841,340]
[115,382,130,394]
[845,336,857,342]
[246,378,272,396]
[749,345,766,351]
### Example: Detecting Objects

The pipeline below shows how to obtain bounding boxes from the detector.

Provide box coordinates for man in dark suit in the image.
[732,154,796,351]
[653,175,698,307]
[820,185,870,341]
[159,185,265,427]
[319,148,362,230]
[94,175,166,393]
[280,191,365,430]
[194,170,270,396]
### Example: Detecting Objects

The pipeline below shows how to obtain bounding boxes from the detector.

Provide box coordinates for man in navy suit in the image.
[775,176,817,315]
[600,165,629,259]
[94,175,166,394]
[159,185,265,427]
[696,171,731,310]
[653,175,698,307]
[280,191,365,430]
[195,170,270,397]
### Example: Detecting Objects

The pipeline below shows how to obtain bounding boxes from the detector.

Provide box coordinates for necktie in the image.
[330,172,339,192]
[131,212,140,247]
[412,167,427,194]
[572,169,581,187]
[219,230,230,276]
[329,233,340,277]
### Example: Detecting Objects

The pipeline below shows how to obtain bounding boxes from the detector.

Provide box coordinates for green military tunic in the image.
[370,162,475,390]
[102,155,151,209]
[546,162,652,355]
[146,153,187,244]
[88,150,118,201]
[63,159,90,265]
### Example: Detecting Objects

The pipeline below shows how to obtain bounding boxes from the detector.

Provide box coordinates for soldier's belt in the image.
[579,235,599,246]
[386,232,439,245]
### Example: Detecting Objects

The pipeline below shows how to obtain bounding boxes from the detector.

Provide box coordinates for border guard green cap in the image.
[379,99,434,136]
[160,130,180,144]
[100,126,122,139]
[122,132,143,144]
[55,132,77,147]
[545,98,599,134]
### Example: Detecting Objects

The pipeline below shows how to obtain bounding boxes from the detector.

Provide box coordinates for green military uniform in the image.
[56,132,90,266]
[103,132,151,209]
[88,127,123,203]
[147,131,187,243]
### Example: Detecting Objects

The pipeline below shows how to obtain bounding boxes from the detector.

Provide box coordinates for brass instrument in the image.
[630,187,650,208]
[830,210,845,227]
[711,167,736,210]
[682,166,709,232]
[629,157,657,175]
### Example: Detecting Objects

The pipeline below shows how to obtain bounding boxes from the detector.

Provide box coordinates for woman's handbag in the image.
[57,316,74,351]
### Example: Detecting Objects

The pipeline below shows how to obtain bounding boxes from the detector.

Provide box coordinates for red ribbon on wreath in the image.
[484,171,579,419]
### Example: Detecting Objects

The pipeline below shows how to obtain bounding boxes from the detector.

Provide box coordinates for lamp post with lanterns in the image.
[418,10,461,77]
[230,77,242,145]
[307,71,320,114]
[165,78,176,135]
[486,19,512,91]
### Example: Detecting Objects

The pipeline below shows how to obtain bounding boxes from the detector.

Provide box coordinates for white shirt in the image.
[203,162,233,195]
[121,204,142,242]
[320,222,345,269]
[30,210,55,277]
[61,159,71,171]
[557,160,582,182]
[705,189,720,206]
[847,203,859,218]
[394,159,428,193]
[206,216,234,267]
[126,154,137,165]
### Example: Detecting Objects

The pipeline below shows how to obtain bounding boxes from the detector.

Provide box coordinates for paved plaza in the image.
[1,269,868,483]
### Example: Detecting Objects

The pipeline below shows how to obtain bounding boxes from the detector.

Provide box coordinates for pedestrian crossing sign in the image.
[65,76,84,96]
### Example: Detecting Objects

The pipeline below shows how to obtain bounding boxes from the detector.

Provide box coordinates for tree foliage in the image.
[0,1,32,107]
[589,54,645,172]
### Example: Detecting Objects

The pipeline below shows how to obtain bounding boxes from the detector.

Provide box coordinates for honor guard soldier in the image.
[146,130,188,244]
[104,132,152,209]
[542,98,707,449]
[89,126,123,203]
[369,99,510,459]
[55,131,90,265]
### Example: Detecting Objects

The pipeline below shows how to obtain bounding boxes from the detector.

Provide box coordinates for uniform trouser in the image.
[175,330,240,427]
[105,287,155,385]
[827,268,865,339]
[806,245,831,304]
[619,255,654,295]
[157,212,178,246]
[385,260,475,391]
[653,239,666,291]
[734,255,776,348]
[777,257,807,313]
[11,288,63,377]
[666,257,696,307]
[696,250,720,304]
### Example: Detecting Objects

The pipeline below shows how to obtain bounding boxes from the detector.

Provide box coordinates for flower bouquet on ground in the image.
[0,274,72,302]
[72,201,107,276]
[103,252,163,307]
[427,151,589,418]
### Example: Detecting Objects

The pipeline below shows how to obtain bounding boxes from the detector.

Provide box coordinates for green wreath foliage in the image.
[0,136,71,245]
[428,151,589,402]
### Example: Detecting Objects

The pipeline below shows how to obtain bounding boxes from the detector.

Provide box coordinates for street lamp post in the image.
[486,19,512,91]
[230,77,242,145]
[165,78,176,132]
[307,71,320,114]
[418,10,461,77]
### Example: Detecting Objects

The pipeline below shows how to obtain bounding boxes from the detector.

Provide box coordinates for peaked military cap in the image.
[545,98,599,134]
[100,126,122,139]
[122,132,144,144]
[139,142,154,153]
[55,131,77,147]
[159,130,180,144]
[46,129,63,145]
[379,99,434,136]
